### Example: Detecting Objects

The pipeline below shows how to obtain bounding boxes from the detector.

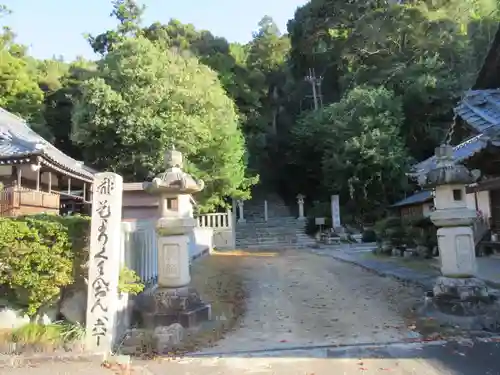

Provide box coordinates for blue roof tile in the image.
[411,134,489,175]
[455,89,500,132]
[391,190,432,207]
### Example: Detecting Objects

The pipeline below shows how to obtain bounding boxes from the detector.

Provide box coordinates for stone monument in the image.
[139,147,211,328]
[418,144,489,310]
[85,172,123,353]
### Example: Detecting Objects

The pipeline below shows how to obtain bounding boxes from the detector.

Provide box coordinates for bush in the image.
[0,214,90,316]
[118,266,144,295]
[374,216,402,242]
[361,229,377,243]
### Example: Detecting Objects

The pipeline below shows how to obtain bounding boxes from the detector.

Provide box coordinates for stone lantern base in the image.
[432,276,492,316]
[434,276,489,300]
[137,286,211,329]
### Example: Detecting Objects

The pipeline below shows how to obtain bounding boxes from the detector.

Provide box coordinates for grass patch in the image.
[0,321,86,354]
[10,323,63,346]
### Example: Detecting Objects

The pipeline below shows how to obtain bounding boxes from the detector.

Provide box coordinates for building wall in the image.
[399,190,491,221]
[465,190,491,218]
[122,190,159,221]
[400,204,424,219]
[477,191,491,218]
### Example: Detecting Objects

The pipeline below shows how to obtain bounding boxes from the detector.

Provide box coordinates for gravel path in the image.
[198,248,421,354]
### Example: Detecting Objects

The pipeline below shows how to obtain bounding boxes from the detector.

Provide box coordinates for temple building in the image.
[0,108,96,216]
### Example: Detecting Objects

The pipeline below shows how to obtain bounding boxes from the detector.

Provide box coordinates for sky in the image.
[1,0,308,61]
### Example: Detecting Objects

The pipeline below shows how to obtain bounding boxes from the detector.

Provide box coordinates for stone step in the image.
[239,220,302,225]
[237,228,300,234]
[235,244,314,250]
[236,236,314,244]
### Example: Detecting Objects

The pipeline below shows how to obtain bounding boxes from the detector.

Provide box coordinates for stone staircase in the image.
[235,194,315,250]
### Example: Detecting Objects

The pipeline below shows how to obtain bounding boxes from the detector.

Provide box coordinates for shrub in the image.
[361,229,377,243]
[374,216,402,242]
[0,214,90,316]
[118,266,144,295]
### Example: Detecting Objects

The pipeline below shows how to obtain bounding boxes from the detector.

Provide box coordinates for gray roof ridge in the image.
[0,107,93,178]
[0,108,47,151]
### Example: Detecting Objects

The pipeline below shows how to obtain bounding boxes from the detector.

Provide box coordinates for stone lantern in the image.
[139,147,211,328]
[418,144,488,302]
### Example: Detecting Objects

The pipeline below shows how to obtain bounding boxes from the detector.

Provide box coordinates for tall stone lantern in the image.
[139,147,211,328]
[418,144,488,302]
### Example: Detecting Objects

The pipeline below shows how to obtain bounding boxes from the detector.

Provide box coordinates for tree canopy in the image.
[72,37,253,210]
[0,0,499,220]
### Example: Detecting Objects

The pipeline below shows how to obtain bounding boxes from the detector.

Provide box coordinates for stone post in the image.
[297,194,305,221]
[418,145,488,304]
[331,194,341,229]
[264,200,268,222]
[237,200,246,223]
[232,198,237,227]
[85,172,123,353]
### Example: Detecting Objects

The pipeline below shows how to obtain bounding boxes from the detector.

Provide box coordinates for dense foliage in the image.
[73,37,253,210]
[0,0,499,220]
[0,215,90,316]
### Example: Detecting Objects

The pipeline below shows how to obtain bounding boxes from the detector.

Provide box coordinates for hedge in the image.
[0,214,90,316]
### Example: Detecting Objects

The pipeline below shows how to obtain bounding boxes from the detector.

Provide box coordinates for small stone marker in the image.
[85,172,123,352]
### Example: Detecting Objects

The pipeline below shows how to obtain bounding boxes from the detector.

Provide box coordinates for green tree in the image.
[42,59,97,159]
[72,37,255,210]
[88,0,145,54]
[286,0,498,162]
[288,86,410,222]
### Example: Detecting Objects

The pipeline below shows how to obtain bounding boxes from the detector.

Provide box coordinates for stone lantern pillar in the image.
[139,147,211,328]
[418,144,488,302]
[297,194,305,221]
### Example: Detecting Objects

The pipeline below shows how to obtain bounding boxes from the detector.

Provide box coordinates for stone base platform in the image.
[135,285,212,329]
[433,276,489,300]
[431,276,493,316]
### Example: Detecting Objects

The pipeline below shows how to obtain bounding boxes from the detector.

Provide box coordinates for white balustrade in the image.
[196,211,232,228]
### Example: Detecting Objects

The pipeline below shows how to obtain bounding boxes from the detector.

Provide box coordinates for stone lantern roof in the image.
[144,147,204,195]
[418,144,481,188]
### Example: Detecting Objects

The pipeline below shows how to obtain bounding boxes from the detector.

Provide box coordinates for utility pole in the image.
[304,68,323,111]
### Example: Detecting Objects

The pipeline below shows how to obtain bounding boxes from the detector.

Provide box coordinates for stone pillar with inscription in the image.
[418,145,490,307]
[85,172,123,353]
[140,147,211,328]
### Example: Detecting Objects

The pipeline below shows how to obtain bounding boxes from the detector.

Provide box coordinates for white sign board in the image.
[86,172,123,352]
[331,195,341,228]
[315,217,325,225]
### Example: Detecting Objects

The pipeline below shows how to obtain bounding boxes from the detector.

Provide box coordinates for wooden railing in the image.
[0,187,60,216]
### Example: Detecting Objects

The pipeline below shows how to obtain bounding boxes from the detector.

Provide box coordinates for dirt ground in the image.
[195,248,422,354]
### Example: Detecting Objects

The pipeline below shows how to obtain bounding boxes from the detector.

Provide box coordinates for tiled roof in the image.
[411,133,490,175]
[455,89,500,133]
[391,190,432,207]
[0,108,94,180]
